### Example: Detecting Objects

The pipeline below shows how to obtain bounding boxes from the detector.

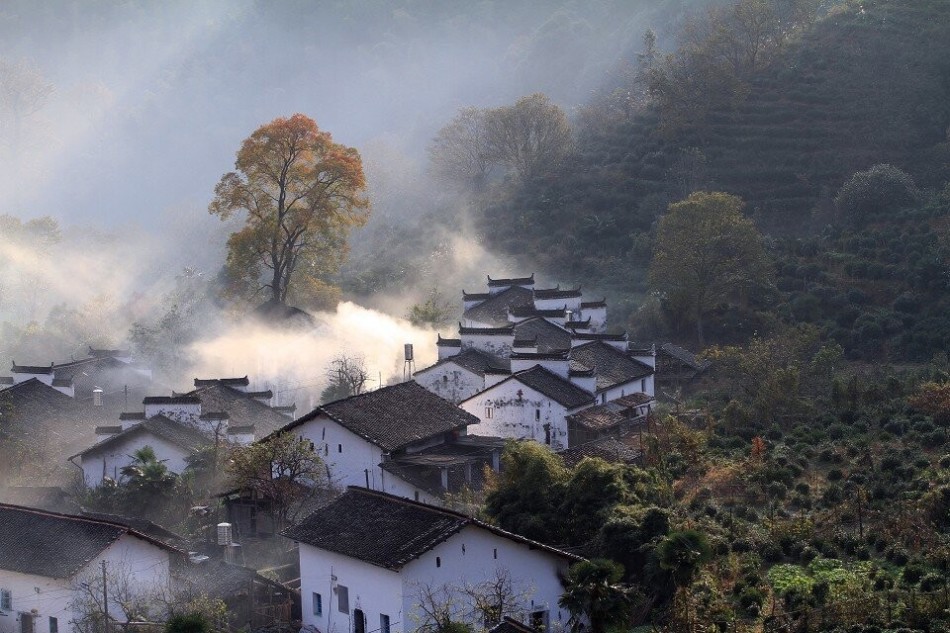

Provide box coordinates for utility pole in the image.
[101,560,109,633]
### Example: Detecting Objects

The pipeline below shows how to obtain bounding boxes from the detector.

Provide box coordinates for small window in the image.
[436,556,441,568]
[337,585,349,614]
[442,375,448,383]
[535,408,540,421]
[0,588,10,611]
[321,427,326,440]
[49,617,58,633]
[601,393,606,404]
[485,407,493,419]
[461,544,466,555]
[312,592,322,616]
[641,378,646,392]
[493,548,497,560]
[338,444,343,453]
[414,490,420,501]
[380,614,391,633]
[354,609,366,633]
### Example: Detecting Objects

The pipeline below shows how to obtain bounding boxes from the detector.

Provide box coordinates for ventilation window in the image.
[485,407,493,419]
[535,408,540,421]
[493,548,498,560]
[312,593,322,616]
[462,544,466,555]
[321,427,326,440]
[338,444,343,453]
[436,556,441,568]
[442,375,448,383]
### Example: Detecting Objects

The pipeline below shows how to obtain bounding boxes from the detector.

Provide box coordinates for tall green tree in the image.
[209,114,369,307]
[649,191,771,345]
[559,559,636,633]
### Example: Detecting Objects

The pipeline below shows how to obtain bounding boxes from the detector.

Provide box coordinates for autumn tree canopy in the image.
[209,114,369,308]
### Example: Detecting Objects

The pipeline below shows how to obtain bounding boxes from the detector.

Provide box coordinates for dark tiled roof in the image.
[0,376,12,385]
[509,351,569,361]
[437,334,462,347]
[659,343,712,371]
[462,291,491,301]
[282,487,580,570]
[194,376,250,388]
[613,392,654,407]
[417,348,510,378]
[283,382,480,452]
[462,286,533,327]
[79,511,185,547]
[273,404,297,413]
[178,559,292,600]
[94,425,122,434]
[487,274,534,287]
[512,317,572,353]
[459,323,515,335]
[508,306,565,319]
[502,366,594,409]
[0,503,178,578]
[569,360,595,377]
[143,395,201,405]
[228,425,255,435]
[52,378,73,387]
[246,390,274,399]
[11,362,54,374]
[71,415,212,460]
[186,384,289,436]
[0,379,107,460]
[533,286,582,300]
[120,412,147,420]
[580,299,607,308]
[563,318,592,329]
[570,342,654,392]
[566,405,626,431]
[558,437,642,468]
[572,331,627,342]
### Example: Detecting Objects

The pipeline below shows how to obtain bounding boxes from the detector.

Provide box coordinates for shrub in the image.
[835,164,919,225]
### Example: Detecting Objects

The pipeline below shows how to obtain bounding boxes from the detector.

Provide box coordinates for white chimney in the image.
[92,387,103,407]
[217,522,233,545]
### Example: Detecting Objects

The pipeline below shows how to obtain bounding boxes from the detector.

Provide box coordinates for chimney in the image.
[92,387,103,407]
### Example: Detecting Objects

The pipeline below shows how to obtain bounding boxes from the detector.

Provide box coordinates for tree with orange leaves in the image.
[209,114,369,308]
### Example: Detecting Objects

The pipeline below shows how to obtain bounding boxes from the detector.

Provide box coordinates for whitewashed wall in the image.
[0,534,171,633]
[462,382,571,450]
[298,545,404,633]
[414,364,484,405]
[402,525,574,633]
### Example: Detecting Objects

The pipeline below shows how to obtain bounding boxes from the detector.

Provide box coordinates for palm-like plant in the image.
[559,559,635,633]
[119,446,177,515]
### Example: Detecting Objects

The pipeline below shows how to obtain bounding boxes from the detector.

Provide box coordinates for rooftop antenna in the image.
[403,344,415,382]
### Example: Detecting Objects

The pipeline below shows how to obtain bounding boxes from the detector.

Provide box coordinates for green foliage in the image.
[656,530,713,588]
[835,164,919,225]
[649,191,772,344]
[164,613,209,633]
[559,559,637,633]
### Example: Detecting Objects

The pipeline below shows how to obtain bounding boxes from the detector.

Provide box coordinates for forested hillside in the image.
[459,0,950,359]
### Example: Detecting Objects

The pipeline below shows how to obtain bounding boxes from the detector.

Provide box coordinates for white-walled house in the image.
[283,487,582,633]
[0,504,179,633]
[413,348,511,405]
[460,365,595,451]
[69,415,212,486]
[241,382,501,522]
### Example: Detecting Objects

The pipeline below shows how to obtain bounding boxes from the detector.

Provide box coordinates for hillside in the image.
[473,0,950,356]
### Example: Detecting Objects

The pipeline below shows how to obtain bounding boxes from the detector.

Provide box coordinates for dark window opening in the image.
[436,556,441,568]
[337,585,349,614]
[338,444,343,453]
[354,609,366,633]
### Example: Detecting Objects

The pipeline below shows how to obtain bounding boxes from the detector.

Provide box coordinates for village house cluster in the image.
[0,275,710,633]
